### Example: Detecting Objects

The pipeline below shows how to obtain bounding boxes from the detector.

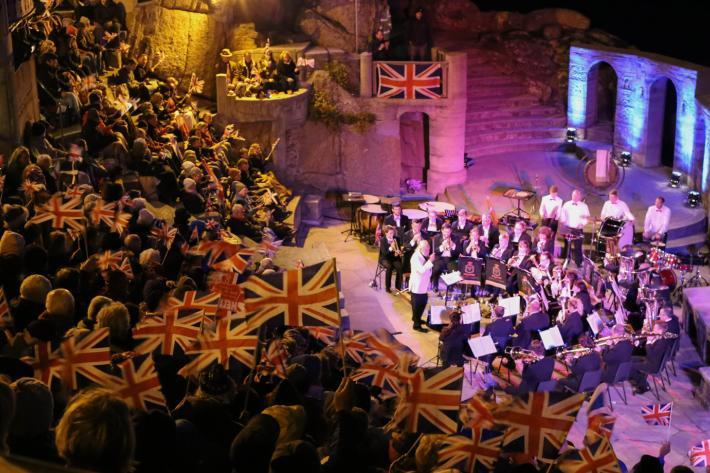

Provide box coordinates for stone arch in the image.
[645,76,678,168]
[585,61,618,141]
[696,114,708,190]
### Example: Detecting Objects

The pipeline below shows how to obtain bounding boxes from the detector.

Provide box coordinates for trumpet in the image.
[556,346,593,362]
[466,238,480,256]
[504,346,543,363]
[390,238,403,257]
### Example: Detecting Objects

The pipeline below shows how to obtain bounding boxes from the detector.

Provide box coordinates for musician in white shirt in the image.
[600,189,635,247]
[559,189,590,266]
[643,196,671,242]
[539,185,563,233]
[409,240,435,333]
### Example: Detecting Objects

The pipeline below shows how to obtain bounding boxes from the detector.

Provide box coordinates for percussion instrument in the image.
[657,268,677,288]
[418,201,455,214]
[598,217,625,239]
[402,208,427,221]
[363,194,380,204]
[560,232,584,241]
[357,204,386,244]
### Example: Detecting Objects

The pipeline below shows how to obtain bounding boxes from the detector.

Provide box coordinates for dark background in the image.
[473,0,710,67]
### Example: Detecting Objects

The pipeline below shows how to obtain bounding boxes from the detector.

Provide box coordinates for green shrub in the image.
[308,90,376,133]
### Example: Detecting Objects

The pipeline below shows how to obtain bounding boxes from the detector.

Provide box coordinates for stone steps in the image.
[467,127,565,146]
[467,83,528,98]
[466,114,567,132]
[466,104,563,121]
[468,94,542,109]
[465,137,565,159]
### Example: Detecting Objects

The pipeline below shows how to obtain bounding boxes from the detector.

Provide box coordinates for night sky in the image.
[473,0,710,67]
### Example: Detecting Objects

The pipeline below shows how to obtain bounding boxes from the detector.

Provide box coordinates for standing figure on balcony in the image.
[407,8,431,61]
[370,29,391,61]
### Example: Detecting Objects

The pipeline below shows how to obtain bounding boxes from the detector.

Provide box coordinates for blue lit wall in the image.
[567,46,706,178]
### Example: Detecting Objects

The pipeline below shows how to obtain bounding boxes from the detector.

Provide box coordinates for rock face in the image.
[298,0,377,53]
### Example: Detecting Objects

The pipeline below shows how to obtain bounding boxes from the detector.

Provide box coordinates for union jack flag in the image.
[119,257,134,280]
[151,224,177,250]
[437,428,505,473]
[167,291,221,318]
[689,439,710,467]
[132,311,203,356]
[391,366,463,434]
[258,238,282,257]
[64,186,84,200]
[459,391,503,431]
[24,341,63,386]
[303,326,339,346]
[97,250,123,271]
[497,391,586,462]
[376,62,443,99]
[91,198,117,227]
[195,239,241,265]
[21,179,45,196]
[207,272,245,318]
[243,259,340,328]
[59,328,113,390]
[256,338,289,381]
[179,317,258,376]
[211,247,256,273]
[105,354,166,411]
[641,402,672,426]
[555,433,621,473]
[586,384,616,443]
[113,212,131,235]
[30,195,85,231]
[0,287,10,322]
[351,357,410,399]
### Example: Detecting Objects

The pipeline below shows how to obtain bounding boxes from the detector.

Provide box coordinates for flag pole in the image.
[332,258,349,377]
[666,405,673,441]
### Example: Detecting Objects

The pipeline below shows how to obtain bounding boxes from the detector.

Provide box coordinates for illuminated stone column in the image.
[360,52,372,98]
[567,48,591,137]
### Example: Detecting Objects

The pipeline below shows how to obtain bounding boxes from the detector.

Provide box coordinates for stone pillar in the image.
[426,51,467,194]
[360,52,372,98]
[216,73,228,115]
[567,52,591,138]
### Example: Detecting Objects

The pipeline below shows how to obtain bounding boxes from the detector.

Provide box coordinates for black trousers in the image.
[432,257,457,290]
[411,292,428,328]
[382,258,402,290]
[562,228,584,266]
[541,218,559,235]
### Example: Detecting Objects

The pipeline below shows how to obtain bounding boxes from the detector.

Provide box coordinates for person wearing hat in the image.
[220,48,236,83]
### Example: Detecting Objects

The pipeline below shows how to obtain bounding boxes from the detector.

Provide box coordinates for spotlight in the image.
[618,151,632,167]
[687,190,702,208]
[669,171,682,188]
[565,127,577,143]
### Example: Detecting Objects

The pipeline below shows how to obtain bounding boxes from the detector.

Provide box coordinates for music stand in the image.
[485,257,507,290]
[341,192,365,242]
[540,326,564,350]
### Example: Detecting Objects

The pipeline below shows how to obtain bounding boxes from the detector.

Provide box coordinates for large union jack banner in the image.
[376,62,444,99]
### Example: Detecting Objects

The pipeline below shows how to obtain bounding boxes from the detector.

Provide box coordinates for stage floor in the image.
[442,146,707,251]
[307,214,710,469]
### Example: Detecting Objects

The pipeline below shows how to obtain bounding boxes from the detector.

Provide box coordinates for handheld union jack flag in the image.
[30,195,85,231]
[391,366,463,434]
[459,391,503,431]
[59,328,113,390]
[437,428,505,473]
[167,290,221,318]
[586,384,616,443]
[243,259,340,328]
[151,224,177,250]
[376,62,443,99]
[689,439,710,467]
[104,354,166,411]
[64,185,84,200]
[119,257,134,280]
[0,287,10,322]
[97,250,124,271]
[303,326,339,346]
[91,198,117,227]
[641,402,672,426]
[556,433,621,473]
[195,239,241,265]
[132,311,203,356]
[497,391,586,462]
[351,357,411,399]
[113,211,131,235]
[23,341,63,386]
[179,317,258,377]
[211,247,256,273]
[255,338,289,381]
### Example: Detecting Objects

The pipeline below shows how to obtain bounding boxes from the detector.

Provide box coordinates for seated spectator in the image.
[7,378,60,463]
[276,51,299,93]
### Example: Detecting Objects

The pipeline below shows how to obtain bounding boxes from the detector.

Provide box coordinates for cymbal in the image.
[620,248,638,257]
[634,242,651,252]
[650,240,666,248]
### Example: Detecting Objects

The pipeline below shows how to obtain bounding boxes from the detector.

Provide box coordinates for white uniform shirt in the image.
[539,194,563,220]
[409,250,433,294]
[601,200,635,221]
[427,219,438,232]
[560,200,590,230]
[439,238,455,257]
[644,205,671,236]
[456,219,468,231]
[393,215,402,228]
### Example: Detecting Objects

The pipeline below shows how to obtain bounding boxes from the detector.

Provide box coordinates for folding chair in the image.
[368,260,386,290]
[576,369,602,394]
[640,351,672,401]
[606,361,633,409]
[537,380,558,392]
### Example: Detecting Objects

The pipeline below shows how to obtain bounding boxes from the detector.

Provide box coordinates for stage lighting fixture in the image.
[688,190,701,208]
[669,171,682,188]
[565,127,577,143]
[619,151,632,167]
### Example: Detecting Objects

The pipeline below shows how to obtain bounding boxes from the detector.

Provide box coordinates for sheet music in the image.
[429,304,447,325]
[540,326,564,349]
[441,271,463,286]
[498,295,521,316]
[469,335,497,358]
[587,311,603,336]
[614,307,627,326]
[461,303,481,324]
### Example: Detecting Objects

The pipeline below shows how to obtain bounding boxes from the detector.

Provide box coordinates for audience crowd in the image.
[0,1,703,473]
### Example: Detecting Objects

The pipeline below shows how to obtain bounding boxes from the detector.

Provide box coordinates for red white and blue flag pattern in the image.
[641,402,672,426]
[689,439,710,467]
[376,62,443,100]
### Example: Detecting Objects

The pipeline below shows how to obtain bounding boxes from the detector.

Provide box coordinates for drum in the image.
[619,221,634,249]
[357,204,386,244]
[363,194,380,204]
[618,256,635,283]
[648,248,663,265]
[418,201,455,214]
[658,268,677,288]
[664,253,679,269]
[599,217,625,239]
[403,208,427,221]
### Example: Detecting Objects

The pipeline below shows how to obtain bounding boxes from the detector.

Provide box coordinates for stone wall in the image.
[298,0,377,53]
